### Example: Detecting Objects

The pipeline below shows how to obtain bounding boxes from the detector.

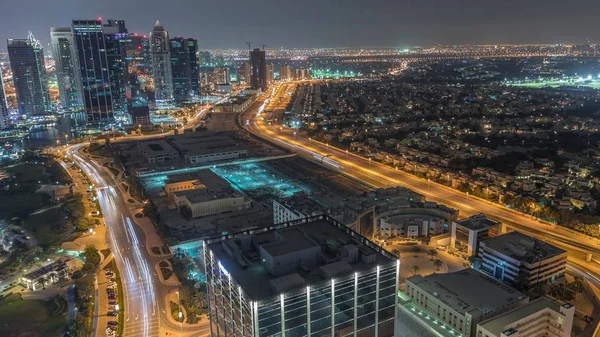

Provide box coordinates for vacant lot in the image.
[23,208,69,247]
[0,293,68,337]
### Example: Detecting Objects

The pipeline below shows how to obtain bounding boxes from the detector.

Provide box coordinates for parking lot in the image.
[99,267,120,336]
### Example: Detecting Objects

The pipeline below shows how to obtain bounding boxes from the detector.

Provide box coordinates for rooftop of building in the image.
[172,169,236,202]
[137,139,178,155]
[22,257,70,281]
[169,132,245,157]
[480,231,566,264]
[478,297,568,336]
[455,213,500,231]
[175,186,241,204]
[407,269,527,316]
[275,192,324,216]
[206,216,396,301]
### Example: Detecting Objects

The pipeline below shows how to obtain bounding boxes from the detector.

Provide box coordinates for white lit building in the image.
[476,297,574,337]
[406,269,529,337]
[478,232,567,288]
[203,215,400,337]
[451,213,500,256]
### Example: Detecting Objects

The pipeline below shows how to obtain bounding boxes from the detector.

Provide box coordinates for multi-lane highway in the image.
[240,83,600,286]
[68,145,210,337]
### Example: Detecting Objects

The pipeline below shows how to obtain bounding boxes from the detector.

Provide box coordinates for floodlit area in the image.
[507,76,600,89]
[211,162,309,199]
[140,161,310,200]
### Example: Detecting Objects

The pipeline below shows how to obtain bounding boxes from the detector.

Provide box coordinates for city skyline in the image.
[1,0,600,50]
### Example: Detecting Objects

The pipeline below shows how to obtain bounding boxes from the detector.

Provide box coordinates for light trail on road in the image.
[68,145,159,337]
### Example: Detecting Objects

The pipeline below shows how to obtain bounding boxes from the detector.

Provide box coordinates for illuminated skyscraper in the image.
[150,20,174,103]
[249,48,267,90]
[169,36,192,103]
[50,27,84,111]
[266,63,274,84]
[120,34,151,99]
[237,62,251,84]
[103,19,128,113]
[214,67,230,84]
[187,38,199,97]
[279,64,293,81]
[72,19,114,123]
[0,72,10,129]
[7,32,51,116]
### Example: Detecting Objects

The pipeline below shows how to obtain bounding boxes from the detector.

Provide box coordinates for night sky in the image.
[1,0,599,50]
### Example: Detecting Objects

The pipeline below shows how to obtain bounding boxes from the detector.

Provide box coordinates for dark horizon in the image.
[1,0,600,51]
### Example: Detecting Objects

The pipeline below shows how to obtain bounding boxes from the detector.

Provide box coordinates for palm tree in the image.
[411,246,421,257]
[571,324,584,337]
[428,249,438,261]
[433,259,443,271]
[570,278,585,294]
[411,265,420,276]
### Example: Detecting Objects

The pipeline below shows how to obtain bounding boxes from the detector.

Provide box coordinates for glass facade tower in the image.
[50,27,84,111]
[249,48,267,90]
[7,32,51,116]
[203,216,399,337]
[72,19,114,124]
[150,20,174,103]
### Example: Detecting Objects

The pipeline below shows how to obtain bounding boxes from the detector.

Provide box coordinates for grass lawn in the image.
[6,163,50,184]
[88,145,113,158]
[0,189,52,220]
[0,293,68,337]
[22,208,69,247]
[0,163,56,219]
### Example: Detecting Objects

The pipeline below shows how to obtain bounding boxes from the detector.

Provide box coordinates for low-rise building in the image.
[172,169,251,218]
[164,172,206,199]
[451,213,500,256]
[170,133,247,165]
[478,232,567,288]
[21,257,71,291]
[137,140,179,164]
[476,297,574,337]
[272,192,324,224]
[406,269,529,337]
[379,214,444,238]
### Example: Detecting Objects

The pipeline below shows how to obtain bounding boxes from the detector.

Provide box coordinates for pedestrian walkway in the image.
[396,292,464,337]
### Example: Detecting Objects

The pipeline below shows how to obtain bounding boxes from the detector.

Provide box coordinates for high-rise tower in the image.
[169,36,190,103]
[150,20,174,103]
[7,32,51,116]
[249,48,267,90]
[50,27,84,111]
[72,19,113,123]
[103,20,128,113]
[187,38,199,97]
[0,72,10,129]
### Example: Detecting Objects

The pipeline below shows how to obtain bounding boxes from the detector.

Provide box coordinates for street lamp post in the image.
[176,291,183,336]
[369,158,372,168]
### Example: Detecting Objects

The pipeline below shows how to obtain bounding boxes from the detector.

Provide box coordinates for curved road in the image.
[68,145,210,337]
[240,84,600,282]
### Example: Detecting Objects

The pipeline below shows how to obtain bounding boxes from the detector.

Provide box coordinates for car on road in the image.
[107,311,118,316]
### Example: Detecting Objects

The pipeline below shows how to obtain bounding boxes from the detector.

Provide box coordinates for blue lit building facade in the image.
[50,27,84,111]
[7,33,51,116]
[72,19,114,124]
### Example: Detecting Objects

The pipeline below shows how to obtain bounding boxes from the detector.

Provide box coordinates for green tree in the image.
[66,315,93,337]
[428,249,438,261]
[411,265,420,276]
[433,259,443,271]
[80,245,100,274]
[411,245,421,257]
